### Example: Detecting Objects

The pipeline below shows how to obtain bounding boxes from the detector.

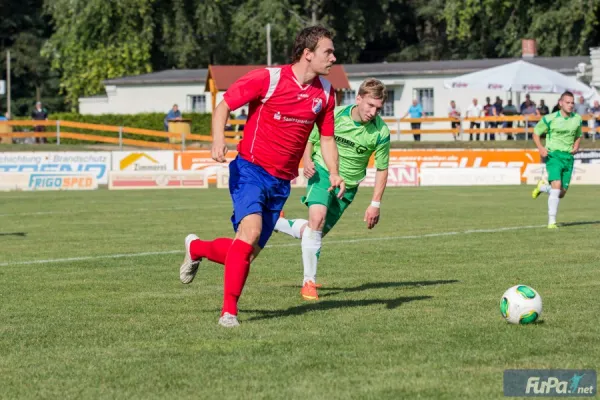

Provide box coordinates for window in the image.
[341,90,356,106]
[188,95,206,113]
[414,88,434,116]
[381,90,395,117]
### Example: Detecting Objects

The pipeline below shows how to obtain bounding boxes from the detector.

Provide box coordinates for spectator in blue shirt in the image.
[402,99,423,141]
[164,104,182,132]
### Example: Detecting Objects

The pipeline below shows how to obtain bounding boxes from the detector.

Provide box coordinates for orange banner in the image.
[378,149,541,177]
[174,149,541,183]
[174,151,238,182]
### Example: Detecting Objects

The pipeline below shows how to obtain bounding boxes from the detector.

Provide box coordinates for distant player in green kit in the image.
[275,78,390,300]
[531,91,582,229]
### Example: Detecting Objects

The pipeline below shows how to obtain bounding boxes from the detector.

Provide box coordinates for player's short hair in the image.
[291,26,333,63]
[560,91,574,100]
[358,78,388,102]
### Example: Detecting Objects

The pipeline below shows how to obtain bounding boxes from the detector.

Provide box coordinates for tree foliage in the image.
[3,0,600,114]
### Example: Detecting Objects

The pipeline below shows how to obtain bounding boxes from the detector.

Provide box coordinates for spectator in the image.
[483,96,497,141]
[163,104,182,132]
[574,96,589,116]
[551,101,560,113]
[520,94,534,113]
[501,99,518,140]
[402,99,423,142]
[237,109,248,132]
[31,101,48,144]
[0,112,7,121]
[447,100,461,141]
[465,98,483,141]
[493,96,503,115]
[574,96,590,137]
[538,99,549,116]
[589,100,600,139]
[520,99,540,140]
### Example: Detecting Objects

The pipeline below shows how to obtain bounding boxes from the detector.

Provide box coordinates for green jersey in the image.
[533,111,582,153]
[309,105,390,188]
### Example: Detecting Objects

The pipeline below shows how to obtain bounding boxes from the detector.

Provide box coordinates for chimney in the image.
[522,39,537,58]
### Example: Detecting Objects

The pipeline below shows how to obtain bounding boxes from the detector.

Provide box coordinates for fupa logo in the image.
[504,369,596,397]
[526,374,590,395]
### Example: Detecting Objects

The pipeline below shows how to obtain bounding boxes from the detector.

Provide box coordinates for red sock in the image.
[222,239,254,316]
[190,238,233,265]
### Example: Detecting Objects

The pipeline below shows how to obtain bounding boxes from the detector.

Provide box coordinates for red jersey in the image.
[223,65,335,180]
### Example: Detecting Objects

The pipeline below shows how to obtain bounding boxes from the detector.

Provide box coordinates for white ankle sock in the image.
[301,227,322,284]
[275,218,307,239]
[548,189,560,224]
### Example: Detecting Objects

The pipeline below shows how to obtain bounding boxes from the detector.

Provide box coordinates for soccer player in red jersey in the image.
[179,26,345,327]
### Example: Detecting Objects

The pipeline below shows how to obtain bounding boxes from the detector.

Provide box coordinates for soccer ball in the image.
[500,285,543,324]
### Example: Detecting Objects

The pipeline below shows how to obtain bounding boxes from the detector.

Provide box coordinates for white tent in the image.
[444,60,597,99]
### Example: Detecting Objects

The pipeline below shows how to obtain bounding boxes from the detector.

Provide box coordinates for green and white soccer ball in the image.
[500,285,543,324]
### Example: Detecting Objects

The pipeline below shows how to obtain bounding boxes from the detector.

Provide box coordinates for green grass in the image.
[1,187,599,399]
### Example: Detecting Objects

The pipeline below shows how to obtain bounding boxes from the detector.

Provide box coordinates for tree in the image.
[0,0,64,116]
[44,0,155,109]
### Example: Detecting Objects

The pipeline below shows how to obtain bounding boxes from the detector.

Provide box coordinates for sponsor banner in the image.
[112,151,174,172]
[109,171,208,190]
[574,150,600,164]
[175,151,237,182]
[382,149,540,179]
[420,168,521,186]
[0,172,97,191]
[523,163,546,184]
[524,163,600,185]
[216,167,230,189]
[0,152,110,184]
[361,165,418,187]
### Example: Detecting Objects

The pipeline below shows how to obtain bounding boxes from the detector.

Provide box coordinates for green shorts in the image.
[301,164,357,236]
[546,151,574,190]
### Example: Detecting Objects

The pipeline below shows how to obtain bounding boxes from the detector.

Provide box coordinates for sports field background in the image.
[1,186,599,399]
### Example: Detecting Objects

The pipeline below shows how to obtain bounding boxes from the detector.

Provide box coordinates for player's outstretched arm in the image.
[364,168,388,229]
[211,101,230,162]
[320,135,345,198]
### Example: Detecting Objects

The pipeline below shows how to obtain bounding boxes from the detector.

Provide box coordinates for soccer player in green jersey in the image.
[275,78,390,300]
[531,91,582,229]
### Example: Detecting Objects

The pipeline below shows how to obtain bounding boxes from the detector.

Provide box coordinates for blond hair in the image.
[358,78,387,102]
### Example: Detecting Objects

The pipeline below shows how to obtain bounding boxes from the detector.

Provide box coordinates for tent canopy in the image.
[444,60,596,99]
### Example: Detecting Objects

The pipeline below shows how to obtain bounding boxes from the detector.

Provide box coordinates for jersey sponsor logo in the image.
[274,112,281,120]
[297,93,309,99]
[283,116,313,125]
[334,135,369,154]
[312,98,323,114]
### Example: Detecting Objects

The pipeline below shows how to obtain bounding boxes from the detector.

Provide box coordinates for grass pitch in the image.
[1,186,599,399]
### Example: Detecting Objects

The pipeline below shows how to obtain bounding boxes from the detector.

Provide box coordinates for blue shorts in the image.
[229,156,291,248]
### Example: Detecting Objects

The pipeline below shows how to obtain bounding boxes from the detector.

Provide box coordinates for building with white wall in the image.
[79,56,594,140]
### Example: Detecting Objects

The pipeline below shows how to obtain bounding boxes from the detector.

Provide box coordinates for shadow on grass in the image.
[0,232,27,237]
[559,220,600,228]
[318,279,459,297]
[243,295,433,321]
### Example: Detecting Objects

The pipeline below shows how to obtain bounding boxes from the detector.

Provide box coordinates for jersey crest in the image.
[312,98,323,114]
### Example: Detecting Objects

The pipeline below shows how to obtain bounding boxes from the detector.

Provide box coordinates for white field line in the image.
[0,224,546,267]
